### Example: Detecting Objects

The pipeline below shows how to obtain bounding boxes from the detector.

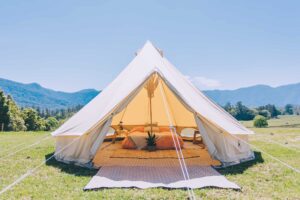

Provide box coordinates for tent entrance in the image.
[110,73,197,132]
[88,72,220,168]
[91,73,220,168]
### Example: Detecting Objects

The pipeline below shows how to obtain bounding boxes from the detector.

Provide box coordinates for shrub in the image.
[258,109,271,119]
[253,115,268,128]
[45,117,59,131]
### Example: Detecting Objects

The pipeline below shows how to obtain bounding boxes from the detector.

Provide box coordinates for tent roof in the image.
[52,41,253,136]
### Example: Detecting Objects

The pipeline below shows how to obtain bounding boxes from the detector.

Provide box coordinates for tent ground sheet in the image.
[84,165,240,190]
[86,141,239,189]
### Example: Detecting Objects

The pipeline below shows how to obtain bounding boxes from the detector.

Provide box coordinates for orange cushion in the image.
[121,137,137,149]
[159,126,170,132]
[156,132,184,150]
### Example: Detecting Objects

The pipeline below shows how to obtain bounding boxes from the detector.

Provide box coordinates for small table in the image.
[193,130,201,144]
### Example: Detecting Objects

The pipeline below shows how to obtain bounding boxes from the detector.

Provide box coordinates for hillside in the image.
[0,78,99,109]
[0,77,299,109]
[204,83,300,107]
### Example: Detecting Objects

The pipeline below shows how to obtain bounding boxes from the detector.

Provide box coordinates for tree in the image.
[258,109,271,119]
[6,95,26,131]
[294,105,300,115]
[253,115,268,128]
[0,91,84,132]
[234,102,256,121]
[0,90,9,131]
[257,104,281,118]
[45,108,50,118]
[284,104,294,115]
[224,102,232,112]
[60,109,66,119]
[267,104,281,118]
[22,108,45,131]
[223,102,237,117]
[45,117,59,131]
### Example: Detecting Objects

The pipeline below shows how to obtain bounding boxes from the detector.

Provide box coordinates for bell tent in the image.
[52,41,254,168]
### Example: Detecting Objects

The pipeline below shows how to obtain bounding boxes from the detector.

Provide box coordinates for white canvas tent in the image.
[52,41,254,167]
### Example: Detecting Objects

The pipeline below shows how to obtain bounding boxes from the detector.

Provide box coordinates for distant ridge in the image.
[0,78,100,109]
[0,77,299,109]
[204,83,300,107]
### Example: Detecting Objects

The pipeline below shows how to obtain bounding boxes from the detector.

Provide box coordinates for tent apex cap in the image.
[139,40,164,57]
[144,40,155,47]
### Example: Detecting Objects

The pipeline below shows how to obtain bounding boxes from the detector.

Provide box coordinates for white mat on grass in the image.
[84,166,240,190]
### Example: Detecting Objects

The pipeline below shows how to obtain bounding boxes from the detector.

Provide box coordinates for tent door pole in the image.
[149,96,153,134]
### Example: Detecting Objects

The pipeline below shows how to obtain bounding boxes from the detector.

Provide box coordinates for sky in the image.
[0,0,299,92]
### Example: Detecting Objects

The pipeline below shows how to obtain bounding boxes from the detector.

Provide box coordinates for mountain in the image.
[0,78,100,109]
[204,83,300,107]
[0,77,299,109]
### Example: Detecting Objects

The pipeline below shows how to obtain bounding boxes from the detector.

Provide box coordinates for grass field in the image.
[0,115,299,199]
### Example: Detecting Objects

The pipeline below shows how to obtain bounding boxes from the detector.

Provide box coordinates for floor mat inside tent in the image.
[92,141,221,168]
[84,165,240,190]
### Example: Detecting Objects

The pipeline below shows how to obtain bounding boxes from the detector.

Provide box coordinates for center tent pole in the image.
[150,95,153,134]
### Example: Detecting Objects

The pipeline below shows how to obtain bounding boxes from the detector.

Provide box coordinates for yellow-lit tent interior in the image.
[111,73,196,131]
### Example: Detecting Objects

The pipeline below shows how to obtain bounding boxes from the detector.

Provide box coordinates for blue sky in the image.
[0,0,299,92]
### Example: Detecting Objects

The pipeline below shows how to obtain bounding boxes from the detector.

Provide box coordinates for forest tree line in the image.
[223,101,299,121]
[0,89,299,131]
[0,90,82,131]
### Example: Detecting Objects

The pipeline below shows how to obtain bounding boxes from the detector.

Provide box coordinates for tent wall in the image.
[194,115,218,158]
[54,120,108,165]
[196,116,254,165]
[90,117,113,156]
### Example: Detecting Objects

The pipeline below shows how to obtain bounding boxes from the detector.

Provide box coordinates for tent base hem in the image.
[54,156,94,169]
[214,152,255,168]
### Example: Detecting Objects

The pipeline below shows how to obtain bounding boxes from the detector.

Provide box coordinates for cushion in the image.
[159,126,170,132]
[121,137,137,149]
[156,132,184,150]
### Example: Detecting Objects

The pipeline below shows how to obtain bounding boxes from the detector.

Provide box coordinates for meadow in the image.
[0,115,299,199]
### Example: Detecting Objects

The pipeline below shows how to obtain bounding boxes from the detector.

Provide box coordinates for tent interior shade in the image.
[111,73,196,128]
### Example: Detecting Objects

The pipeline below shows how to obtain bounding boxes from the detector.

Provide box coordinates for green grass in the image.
[0,116,300,199]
